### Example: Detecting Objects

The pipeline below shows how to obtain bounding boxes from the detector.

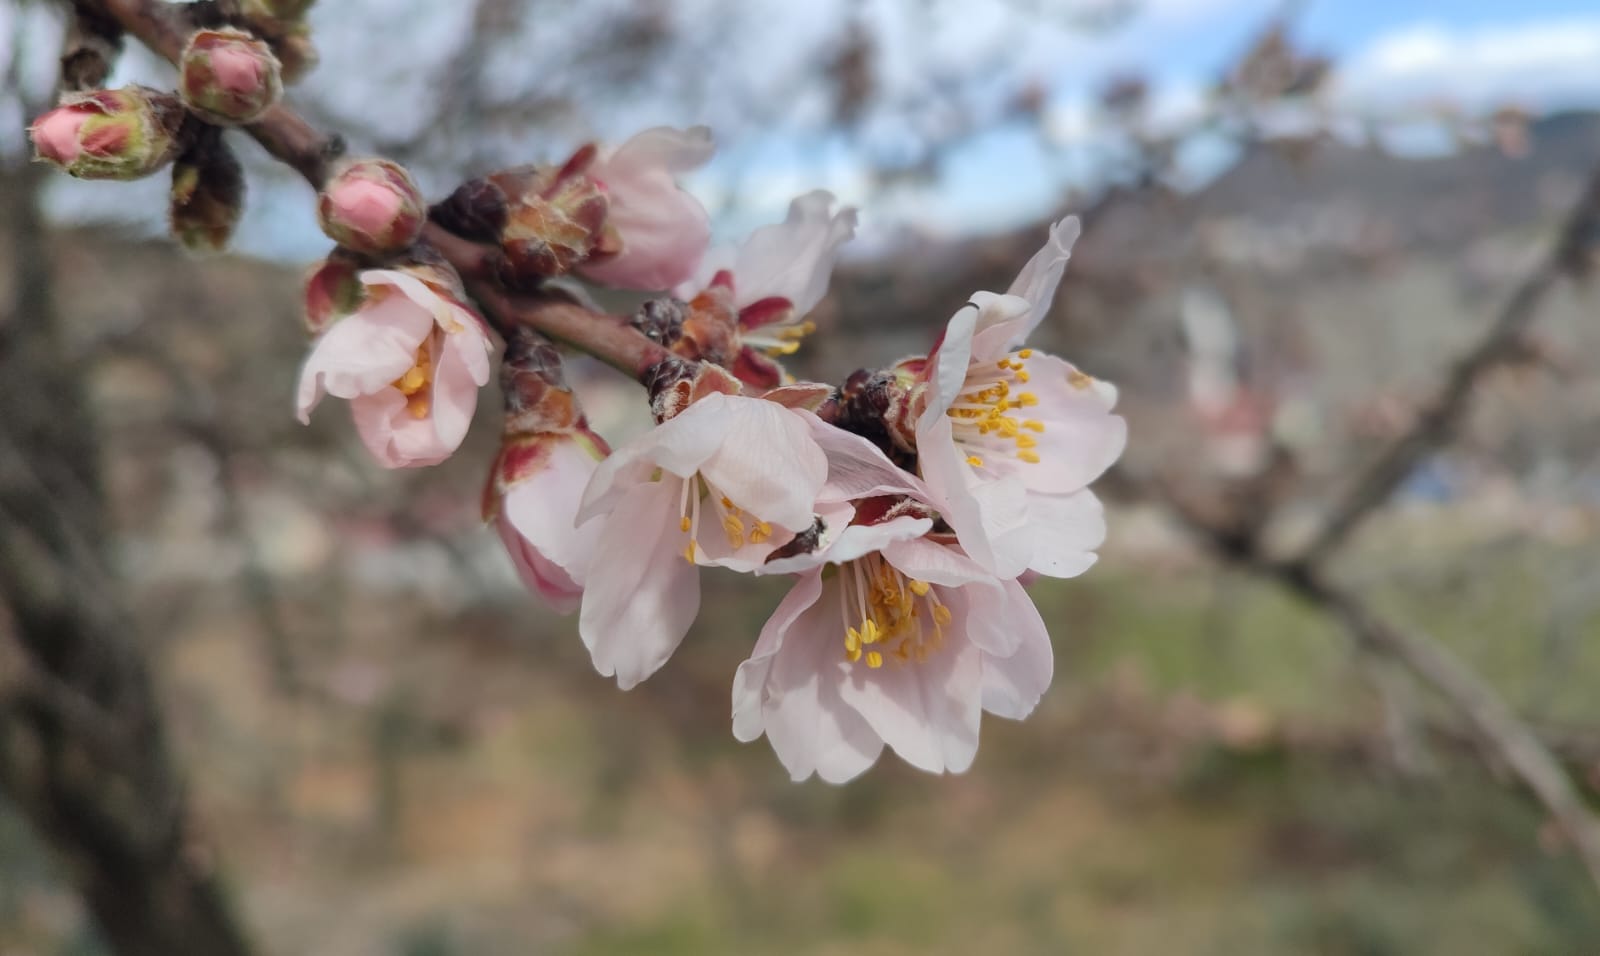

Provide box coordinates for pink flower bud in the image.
[317,159,426,256]
[29,87,184,181]
[169,137,245,253]
[180,28,283,125]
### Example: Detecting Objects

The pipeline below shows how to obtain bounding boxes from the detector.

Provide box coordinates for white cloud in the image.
[1335,17,1600,114]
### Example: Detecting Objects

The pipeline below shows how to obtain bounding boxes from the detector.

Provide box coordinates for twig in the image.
[1298,165,1600,566]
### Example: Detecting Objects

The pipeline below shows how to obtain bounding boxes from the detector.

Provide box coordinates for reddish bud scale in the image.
[29,87,185,181]
[302,255,365,335]
[495,154,611,284]
[317,159,427,256]
[179,28,283,125]
[676,284,739,368]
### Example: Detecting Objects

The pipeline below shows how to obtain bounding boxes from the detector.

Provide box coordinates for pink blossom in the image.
[30,107,87,165]
[490,431,608,613]
[574,393,828,689]
[732,512,1053,783]
[576,126,714,291]
[673,190,858,387]
[914,217,1126,578]
[296,268,494,468]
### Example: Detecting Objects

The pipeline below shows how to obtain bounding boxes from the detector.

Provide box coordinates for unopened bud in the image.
[317,159,427,256]
[180,28,282,125]
[435,145,609,288]
[29,87,185,181]
[169,136,245,253]
[302,253,364,335]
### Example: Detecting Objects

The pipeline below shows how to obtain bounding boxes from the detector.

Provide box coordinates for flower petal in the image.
[578,478,702,689]
[349,389,454,468]
[979,578,1055,720]
[580,126,714,291]
[998,216,1080,347]
[801,412,930,504]
[1024,489,1105,579]
[836,629,983,775]
[744,573,884,782]
[729,189,857,315]
[295,296,429,422]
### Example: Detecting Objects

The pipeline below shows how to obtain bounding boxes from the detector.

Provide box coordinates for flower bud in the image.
[179,28,283,125]
[433,146,609,289]
[29,87,185,181]
[302,253,365,335]
[169,136,245,253]
[317,159,427,255]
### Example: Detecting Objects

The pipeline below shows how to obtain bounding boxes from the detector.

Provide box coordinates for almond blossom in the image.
[732,486,1053,784]
[913,217,1127,578]
[575,126,715,291]
[574,391,828,689]
[296,267,494,468]
[672,190,858,387]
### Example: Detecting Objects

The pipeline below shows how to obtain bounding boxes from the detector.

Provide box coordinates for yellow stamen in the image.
[908,580,930,596]
[749,521,772,544]
[1017,348,1033,358]
[1068,370,1093,390]
[1018,393,1039,407]
[682,540,696,563]
[680,516,692,532]
[966,455,984,467]
[1018,450,1041,464]
[865,651,884,669]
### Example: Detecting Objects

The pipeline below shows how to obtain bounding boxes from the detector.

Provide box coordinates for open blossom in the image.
[732,495,1054,783]
[574,392,827,689]
[575,126,714,291]
[913,217,1126,578]
[296,267,494,468]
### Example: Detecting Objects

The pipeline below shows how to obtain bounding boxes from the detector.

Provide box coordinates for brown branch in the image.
[1298,164,1600,566]
[95,0,673,380]
[1274,563,1600,890]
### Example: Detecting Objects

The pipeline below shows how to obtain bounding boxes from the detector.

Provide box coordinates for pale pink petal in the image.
[1024,489,1105,579]
[577,391,740,522]
[921,304,979,423]
[965,291,1035,366]
[502,441,604,588]
[737,572,884,783]
[694,397,828,532]
[349,390,454,468]
[578,478,701,689]
[496,514,582,613]
[915,414,1035,578]
[347,385,451,466]
[729,190,857,315]
[1012,354,1127,493]
[979,578,1055,720]
[31,108,86,164]
[879,534,996,589]
[294,297,430,422]
[579,126,714,291]
[998,216,1080,346]
[836,628,983,775]
[758,513,931,577]
[801,413,931,505]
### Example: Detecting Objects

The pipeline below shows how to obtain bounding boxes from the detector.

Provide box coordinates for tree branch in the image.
[1297,164,1600,566]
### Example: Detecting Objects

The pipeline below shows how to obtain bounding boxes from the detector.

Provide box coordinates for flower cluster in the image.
[287,124,1123,781]
[32,27,1124,780]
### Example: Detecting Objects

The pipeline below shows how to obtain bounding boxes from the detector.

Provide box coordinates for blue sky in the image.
[14,0,1600,260]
